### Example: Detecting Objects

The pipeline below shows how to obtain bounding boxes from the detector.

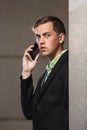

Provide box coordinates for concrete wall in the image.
[0,0,68,130]
[69,0,87,130]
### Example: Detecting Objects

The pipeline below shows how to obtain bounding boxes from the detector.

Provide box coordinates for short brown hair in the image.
[32,16,66,35]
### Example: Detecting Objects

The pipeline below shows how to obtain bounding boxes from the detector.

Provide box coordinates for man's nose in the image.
[38,36,45,45]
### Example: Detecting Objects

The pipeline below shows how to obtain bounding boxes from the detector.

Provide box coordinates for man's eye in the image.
[35,35,40,40]
[45,34,51,37]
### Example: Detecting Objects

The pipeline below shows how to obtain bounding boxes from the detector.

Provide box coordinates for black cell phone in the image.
[29,42,40,60]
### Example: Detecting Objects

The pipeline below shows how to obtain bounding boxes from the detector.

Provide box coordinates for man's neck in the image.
[49,47,64,61]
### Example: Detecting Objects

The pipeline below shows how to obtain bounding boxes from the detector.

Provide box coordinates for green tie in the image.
[46,49,67,80]
[41,50,67,87]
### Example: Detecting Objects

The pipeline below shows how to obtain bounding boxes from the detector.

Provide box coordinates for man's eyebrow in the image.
[35,32,51,37]
[43,32,51,35]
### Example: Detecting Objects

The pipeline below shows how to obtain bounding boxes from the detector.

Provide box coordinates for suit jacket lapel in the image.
[33,72,46,108]
[33,51,68,108]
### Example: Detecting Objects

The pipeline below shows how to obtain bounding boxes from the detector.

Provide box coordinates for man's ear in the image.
[59,33,65,44]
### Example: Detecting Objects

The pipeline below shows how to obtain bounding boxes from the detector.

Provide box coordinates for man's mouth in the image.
[40,47,46,51]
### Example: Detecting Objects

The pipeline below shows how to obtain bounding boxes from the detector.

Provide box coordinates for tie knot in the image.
[46,63,54,72]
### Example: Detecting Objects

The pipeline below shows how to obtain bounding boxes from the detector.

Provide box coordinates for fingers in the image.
[24,45,34,61]
[23,45,40,62]
[35,53,40,62]
[25,45,34,56]
[25,45,34,52]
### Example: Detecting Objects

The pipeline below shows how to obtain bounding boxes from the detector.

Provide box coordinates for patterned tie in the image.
[41,71,48,87]
[40,50,67,89]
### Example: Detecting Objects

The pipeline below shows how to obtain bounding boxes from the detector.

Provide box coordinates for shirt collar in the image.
[46,49,67,72]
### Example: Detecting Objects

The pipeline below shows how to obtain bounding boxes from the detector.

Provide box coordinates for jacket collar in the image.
[33,50,68,108]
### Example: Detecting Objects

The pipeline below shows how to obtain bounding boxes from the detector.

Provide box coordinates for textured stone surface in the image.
[69,0,87,130]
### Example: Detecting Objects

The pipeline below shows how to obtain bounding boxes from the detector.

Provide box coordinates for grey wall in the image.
[69,0,87,130]
[0,0,68,130]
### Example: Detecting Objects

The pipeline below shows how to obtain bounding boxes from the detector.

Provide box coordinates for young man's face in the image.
[34,22,64,60]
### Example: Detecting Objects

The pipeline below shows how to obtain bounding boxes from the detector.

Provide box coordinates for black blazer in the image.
[20,51,69,130]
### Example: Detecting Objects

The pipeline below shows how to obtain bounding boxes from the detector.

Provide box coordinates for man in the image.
[20,16,68,130]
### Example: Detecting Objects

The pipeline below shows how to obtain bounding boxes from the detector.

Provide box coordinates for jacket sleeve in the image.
[20,75,34,120]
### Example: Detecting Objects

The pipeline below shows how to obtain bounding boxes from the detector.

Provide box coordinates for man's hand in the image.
[22,45,39,79]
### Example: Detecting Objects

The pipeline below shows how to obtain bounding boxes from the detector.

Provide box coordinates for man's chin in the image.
[41,51,49,56]
[41,53,49,57]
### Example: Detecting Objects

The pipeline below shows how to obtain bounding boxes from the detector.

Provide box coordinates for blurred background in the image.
[0,0,68,130]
